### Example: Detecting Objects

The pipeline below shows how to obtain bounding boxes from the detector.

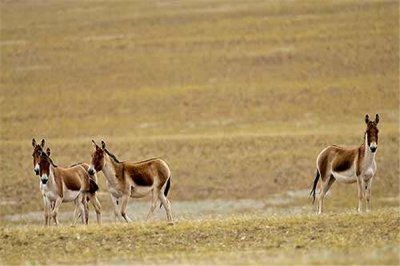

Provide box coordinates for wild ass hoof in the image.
[167,221,175,226]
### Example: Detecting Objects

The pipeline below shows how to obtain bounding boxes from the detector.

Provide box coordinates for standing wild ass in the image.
[88,140,173,224]
[310,114,379,214]
[32,138,56,224]
[37,147,102,225]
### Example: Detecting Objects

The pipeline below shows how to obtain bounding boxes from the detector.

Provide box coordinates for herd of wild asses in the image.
[31,114,379,225]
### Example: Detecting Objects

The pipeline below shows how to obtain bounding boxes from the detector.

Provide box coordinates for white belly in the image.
[62,189,81,202]
[44,189,59,201]
[131,185,152,198]
[332,168,357,183]
[107,185,123,198]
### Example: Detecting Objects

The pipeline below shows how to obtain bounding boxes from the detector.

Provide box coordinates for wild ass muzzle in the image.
[37,147,102,225]
[310,114,380,214]
[88,140,173,224]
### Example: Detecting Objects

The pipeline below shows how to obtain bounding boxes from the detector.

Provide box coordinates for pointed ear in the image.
[40,139,45,148]
[46,147,51,156]
[32,138,36,147]
[375,114,379,124]
[365,114,370,124]
[92,140,98,149]
[101,140,106,149]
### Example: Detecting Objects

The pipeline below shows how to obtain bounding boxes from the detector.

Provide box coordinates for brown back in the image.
[332,148,357,172]
[54,166,85,191]
[125,162,156,187]
[123,159,169,188]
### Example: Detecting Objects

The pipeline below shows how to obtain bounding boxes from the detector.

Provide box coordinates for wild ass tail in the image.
[160,177,171,208]
[310,170,320,204]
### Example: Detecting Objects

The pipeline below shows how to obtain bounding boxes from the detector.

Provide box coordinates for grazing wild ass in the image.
[37,147,102,225]
[88,140,173,224]
[310,114,380,214]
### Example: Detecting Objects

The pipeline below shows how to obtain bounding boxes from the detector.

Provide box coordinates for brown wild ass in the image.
[88,140,173,224]
[32,138,56,224]
[37,147,102,225]
[310,114,379,214]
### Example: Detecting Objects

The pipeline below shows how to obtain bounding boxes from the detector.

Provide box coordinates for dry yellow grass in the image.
[1,0,398,140]
[1,208,399,265]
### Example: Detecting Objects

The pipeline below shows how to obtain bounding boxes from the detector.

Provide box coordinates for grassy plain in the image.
[1,208,399,265]
[0,0,399,264]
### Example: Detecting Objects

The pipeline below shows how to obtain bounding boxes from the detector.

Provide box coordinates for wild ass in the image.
[310,114,380,214]
[88,140,173,224]
[37,147,102,225]
[32,138,56,224]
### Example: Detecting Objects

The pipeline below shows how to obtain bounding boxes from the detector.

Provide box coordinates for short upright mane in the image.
[47,156,58,167]
[104,149,120,163]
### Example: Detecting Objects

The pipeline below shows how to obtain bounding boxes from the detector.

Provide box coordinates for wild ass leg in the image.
[50,201,58,225]
[79,193,89,224]
[357,177,364,213]
[44,199,57,226]
[71,195,87,225]
[52,202,60,225]
[365,179,373,212]
[110,195,124,222]
[120,194,132,223]
[82,195,89,224]
[51,197,63,225]
[146,189,159,222]
[43,196,51,226]
[87,193,102,224]
[72,198,81,225]
[158,192,174,224]
[317,175,335,215]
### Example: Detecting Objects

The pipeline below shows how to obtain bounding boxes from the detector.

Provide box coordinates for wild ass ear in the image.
[92,140,98,149]
[101,140,106,149]
[375,114,379,124]
[46,147,51,156]
[32,138,36,147]
[40,139,46,148]
[365,114,370,124]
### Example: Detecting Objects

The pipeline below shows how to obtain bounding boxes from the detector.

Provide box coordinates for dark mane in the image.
[48,156,58,167]
[70,162,83,167]
[42,153,58,167]
[104,148,120,163]
[133,157,160,164]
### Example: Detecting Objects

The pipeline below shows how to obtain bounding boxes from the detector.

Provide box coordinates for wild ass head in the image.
[32,138,45,175]
[88,140,119,175]
[88,140,106,175]
[38,147,52,185]
[365,114,379,153]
